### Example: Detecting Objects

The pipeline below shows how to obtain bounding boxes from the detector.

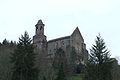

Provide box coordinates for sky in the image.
[0,0,120,61]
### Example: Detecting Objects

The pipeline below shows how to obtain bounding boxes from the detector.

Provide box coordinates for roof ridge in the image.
[48,36,70,43]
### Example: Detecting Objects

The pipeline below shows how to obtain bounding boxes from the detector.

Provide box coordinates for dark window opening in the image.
[36,26,38,29]
[40,26,42,30]
[36,26,38,31]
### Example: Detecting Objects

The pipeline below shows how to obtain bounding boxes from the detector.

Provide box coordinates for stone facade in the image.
[33,20,47,51]
[33,19,88,64]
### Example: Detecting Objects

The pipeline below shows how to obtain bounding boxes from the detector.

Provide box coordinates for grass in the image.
[67,74,83,80]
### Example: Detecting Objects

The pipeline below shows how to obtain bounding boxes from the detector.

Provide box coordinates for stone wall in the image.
[47,36,70,56]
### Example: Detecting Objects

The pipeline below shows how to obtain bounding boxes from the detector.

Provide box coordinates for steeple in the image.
[33,19,47,50]
[35,19,45,36]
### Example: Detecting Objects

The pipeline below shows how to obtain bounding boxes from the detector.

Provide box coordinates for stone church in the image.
[33,19,88,65]
[1,19,120,80]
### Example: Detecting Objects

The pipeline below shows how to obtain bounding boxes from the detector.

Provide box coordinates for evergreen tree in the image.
[2,38,9,45]
[10,31,38,80]
[10,41,14,45]
[84,34,113,80]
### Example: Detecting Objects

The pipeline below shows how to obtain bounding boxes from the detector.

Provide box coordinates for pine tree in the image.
[2,38,9,45]
[84,34,113,80]
[10,31,38,80]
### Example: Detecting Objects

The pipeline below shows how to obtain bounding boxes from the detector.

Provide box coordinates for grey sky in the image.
[0,0,120,59]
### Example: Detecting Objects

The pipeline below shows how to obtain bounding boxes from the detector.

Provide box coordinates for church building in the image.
[33,19,88,65]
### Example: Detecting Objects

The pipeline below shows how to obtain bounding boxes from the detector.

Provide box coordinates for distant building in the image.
[33,19,88,65]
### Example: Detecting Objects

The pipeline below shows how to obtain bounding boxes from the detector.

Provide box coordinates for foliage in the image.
[0,39,16,80]
[0,38,16,47]
[84,34,113,80]
[10,31,38,80]
[69,47,78,73]
[55,63,67,80]
[67,74,83,80]
[53,48,67,71]
[0,46,14,80]
[69,47,84,74]
[2,38,9,45]
[52,48,67,80]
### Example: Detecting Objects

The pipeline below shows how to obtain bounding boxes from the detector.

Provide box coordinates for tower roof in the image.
[35,19,45,27]
[37,19,44,24]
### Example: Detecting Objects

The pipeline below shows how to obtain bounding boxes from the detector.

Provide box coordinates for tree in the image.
[0,45,14,80]
[2,38,9,45]
[84,34,113,80]
[53,48,67,71]
[10,31,38,80]
[10,41,14,46]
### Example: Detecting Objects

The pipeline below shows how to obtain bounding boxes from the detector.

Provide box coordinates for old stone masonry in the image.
[33,19,88,65]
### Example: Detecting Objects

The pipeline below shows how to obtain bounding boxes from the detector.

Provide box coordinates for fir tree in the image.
[2,38,9,45]
[10,31,38,80]
[84,34,113,80]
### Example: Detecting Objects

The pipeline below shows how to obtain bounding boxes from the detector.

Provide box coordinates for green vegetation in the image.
[10,32,39,80]
[67,74,83,80]
[0,39,16,80]
[84,34,113,80]
[69,47,78,74]
[53,48,67,80]
[55,63,67,80]
[0,32,120,80]
[53,48,66,70]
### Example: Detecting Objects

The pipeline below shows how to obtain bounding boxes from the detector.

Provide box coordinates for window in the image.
[36,26,38,29]
[40,26,42,30]
[36,26,38,31]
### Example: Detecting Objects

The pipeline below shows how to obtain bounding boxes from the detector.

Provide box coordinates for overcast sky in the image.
[0,0,120,60]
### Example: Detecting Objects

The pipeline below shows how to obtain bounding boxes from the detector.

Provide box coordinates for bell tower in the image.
[33,19,47,51]
[35,19,44,35]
